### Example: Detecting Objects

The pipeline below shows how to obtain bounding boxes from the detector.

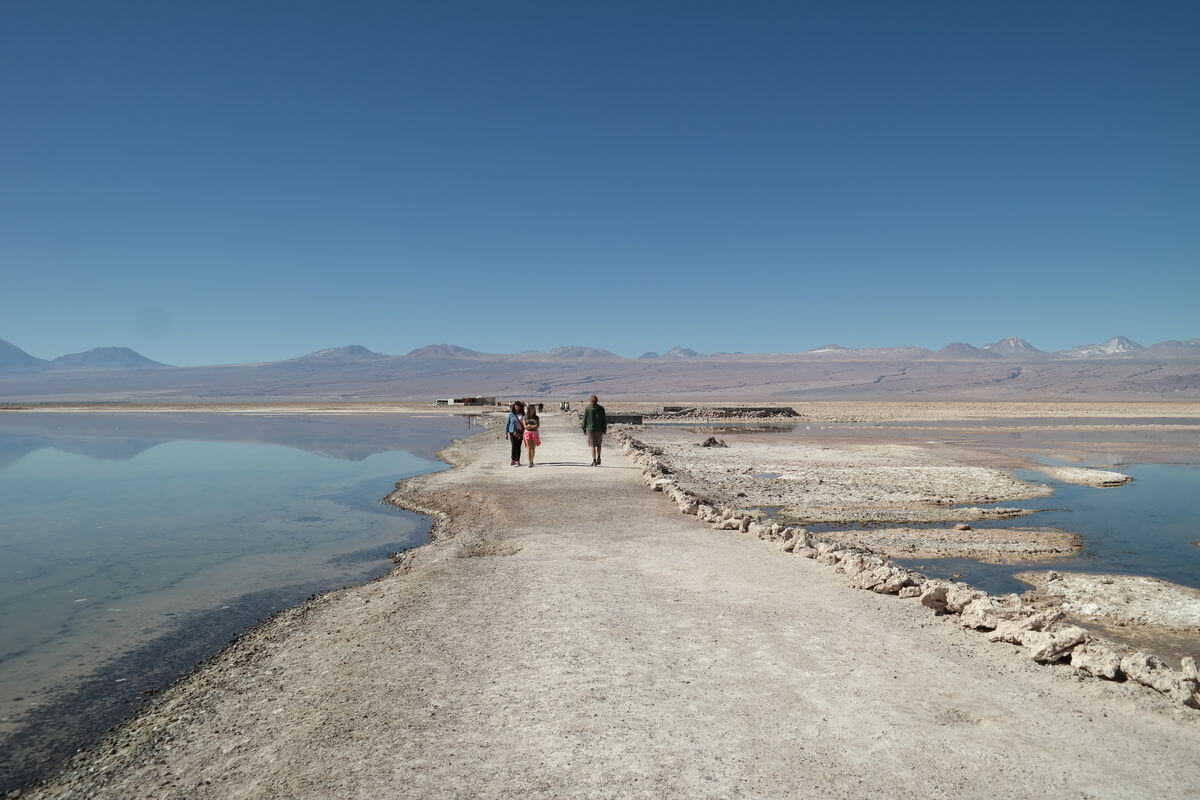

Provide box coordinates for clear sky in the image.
[2,1,1197,365]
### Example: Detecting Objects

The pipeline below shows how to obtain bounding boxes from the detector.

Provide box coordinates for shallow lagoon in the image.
[0,412,472,788]
[893,463,1200,595]
[672,418,1200,595]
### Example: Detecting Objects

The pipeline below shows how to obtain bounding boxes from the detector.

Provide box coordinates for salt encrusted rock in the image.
[958,598,1000,630]
[696,504,717,522]
[945,585,987,614]
[920,585,950,612]
[953,523,972,531]
[882,568,918,594]
[763,525,792,544]
[816,547,844,566]
[958,596,1031,631]
[769,523,783,538]
[793,545,818,558]
[898,586,923,598]
[739,516,751,532]
[678,498,699,515]
[1183,657,1199,682]
[987,610,1065,644]
[834,551,881,576]
[747,522,771,540]
[1020,625,1087,663]
[854,564,914,594]
[715,516,747,531]
[853,565,892,590]
[1070,643,1124,679]
[1120,652,1200,706]
[650,478,674,492]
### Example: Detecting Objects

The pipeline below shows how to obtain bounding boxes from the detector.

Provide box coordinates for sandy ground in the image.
[26,413,1200,800]
[631,434,1052,525]
[815,526,1082,563]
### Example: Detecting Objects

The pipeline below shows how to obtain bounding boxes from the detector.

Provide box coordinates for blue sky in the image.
[2,1,1197,365]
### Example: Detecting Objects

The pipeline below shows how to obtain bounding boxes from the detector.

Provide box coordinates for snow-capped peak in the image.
[1059,336,1144,358]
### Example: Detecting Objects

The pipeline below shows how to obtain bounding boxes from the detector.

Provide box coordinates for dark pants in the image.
[509,433,523,462]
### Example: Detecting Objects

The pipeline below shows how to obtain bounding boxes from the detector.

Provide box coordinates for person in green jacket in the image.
[582,394,607,466]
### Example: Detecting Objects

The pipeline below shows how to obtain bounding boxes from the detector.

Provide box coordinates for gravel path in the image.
[31,414,1200,799]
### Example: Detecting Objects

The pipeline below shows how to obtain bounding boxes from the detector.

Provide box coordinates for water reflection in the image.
[0,411,479,466]
[894,464,1200,594]
[0,413,468,790]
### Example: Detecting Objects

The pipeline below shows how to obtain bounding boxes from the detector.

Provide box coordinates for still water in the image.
[893,464,1200,595]
[0,412,472,789]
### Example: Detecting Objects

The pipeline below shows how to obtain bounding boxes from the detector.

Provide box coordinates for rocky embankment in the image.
[613,429,1200,709]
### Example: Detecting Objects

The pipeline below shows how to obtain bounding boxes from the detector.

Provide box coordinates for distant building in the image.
[434,396,496,406]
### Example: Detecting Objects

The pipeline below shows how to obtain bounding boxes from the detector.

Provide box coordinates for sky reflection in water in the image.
[0,413,469,751]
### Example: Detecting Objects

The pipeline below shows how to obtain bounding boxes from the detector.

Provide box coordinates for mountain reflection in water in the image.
[0,412,472,791]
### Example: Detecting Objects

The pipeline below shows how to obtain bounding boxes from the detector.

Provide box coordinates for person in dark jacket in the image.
[506,401,525,466]
[581,394,607,466]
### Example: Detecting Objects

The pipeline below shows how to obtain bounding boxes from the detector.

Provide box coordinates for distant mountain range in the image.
[2,335,1199,401]
[636,347,702,360]
[4,335,1200,376]
[0,341,170,372]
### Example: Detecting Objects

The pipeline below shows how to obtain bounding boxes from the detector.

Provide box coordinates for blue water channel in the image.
[892,463,1200,595]
[0,412,473,789]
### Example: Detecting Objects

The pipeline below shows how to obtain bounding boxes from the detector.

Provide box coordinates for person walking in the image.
[523,403,541,467]
[582,394,607,466]
[506,401,525,466]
